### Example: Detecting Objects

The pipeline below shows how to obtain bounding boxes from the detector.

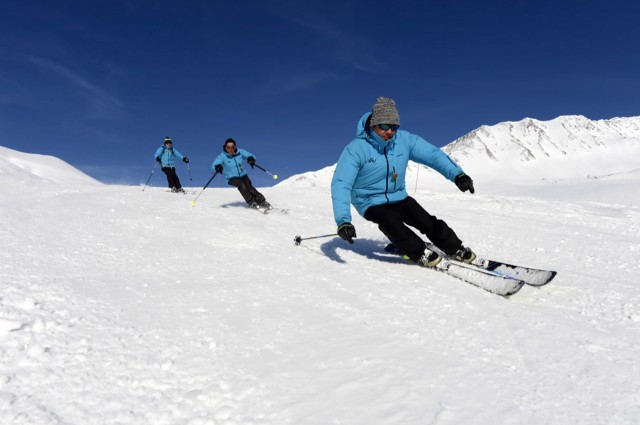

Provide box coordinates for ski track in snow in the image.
[1,179,640,424]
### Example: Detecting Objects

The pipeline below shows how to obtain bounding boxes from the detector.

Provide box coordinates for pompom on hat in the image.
[370,97,400,127]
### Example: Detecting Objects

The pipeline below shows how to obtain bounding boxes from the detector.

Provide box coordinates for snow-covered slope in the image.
[1,144,640,424]
[0,145,100,186]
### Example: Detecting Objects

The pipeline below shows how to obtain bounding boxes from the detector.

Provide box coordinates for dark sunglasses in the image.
[224,144,236,150]
[378,124,399,131]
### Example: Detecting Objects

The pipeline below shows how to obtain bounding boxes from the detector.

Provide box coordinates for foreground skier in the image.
[331,96,476,267]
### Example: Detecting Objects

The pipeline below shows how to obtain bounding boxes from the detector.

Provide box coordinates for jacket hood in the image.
[356,112,396,153]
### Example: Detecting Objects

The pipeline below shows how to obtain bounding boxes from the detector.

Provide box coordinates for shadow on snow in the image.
[320,238,409,265]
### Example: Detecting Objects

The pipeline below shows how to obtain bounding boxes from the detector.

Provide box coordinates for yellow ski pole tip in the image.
[191,201,196,206]
[273,175,278,180]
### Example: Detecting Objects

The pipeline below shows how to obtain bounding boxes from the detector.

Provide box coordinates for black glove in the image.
[215,164,223,173]
[247,156,255,168]
[156,157,161,163]
[455,173,475,194]
[183,157,189,163]
[337,223,356,244]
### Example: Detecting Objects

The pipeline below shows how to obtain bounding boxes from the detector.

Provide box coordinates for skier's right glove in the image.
[337,223,356,244]
[455,173,475,194]
[215,164,223,173]
[155,157,161,163]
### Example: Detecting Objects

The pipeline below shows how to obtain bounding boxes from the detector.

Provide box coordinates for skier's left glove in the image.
[455,173,475,194]
[183,157,189,163]
[337,223,356,244]
[247,156,255,168]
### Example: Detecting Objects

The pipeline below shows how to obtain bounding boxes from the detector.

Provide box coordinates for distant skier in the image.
[212,138,271,210]
[331,96,476,267]
[154,137,189,193]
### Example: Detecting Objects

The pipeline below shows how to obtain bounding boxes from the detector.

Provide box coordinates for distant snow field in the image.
[2,115,640,424]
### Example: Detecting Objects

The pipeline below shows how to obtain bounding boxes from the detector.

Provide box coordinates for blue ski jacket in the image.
[212,148,256,181]
[154,145,185,167]
[331,112,465,226]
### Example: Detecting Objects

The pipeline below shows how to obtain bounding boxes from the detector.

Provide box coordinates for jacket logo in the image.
[368,158,376,163]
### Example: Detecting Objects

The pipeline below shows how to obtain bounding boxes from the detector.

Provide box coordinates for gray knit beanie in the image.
[370,97,400,127]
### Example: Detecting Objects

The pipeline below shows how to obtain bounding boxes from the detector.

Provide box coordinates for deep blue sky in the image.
[2,0,639,187]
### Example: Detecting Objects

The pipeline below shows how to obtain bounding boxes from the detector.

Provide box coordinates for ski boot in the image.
[454,246,476,264]
[419,250,442,268]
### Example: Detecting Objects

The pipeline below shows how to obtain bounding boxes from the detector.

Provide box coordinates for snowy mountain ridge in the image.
[443,115,640,181]
[447,115,640,160]
[2,113,640,205]
[282,115,640,191]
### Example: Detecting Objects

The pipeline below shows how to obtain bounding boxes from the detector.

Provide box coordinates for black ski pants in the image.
[161,167,182,189]
[228,175,265,205]
[364,196,462,261]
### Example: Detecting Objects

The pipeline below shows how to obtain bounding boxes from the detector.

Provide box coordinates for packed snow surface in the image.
[1,144,639,424]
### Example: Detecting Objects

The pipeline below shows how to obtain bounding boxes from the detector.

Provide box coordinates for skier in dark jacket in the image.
[212,138,271,210]
[154,137,189,193]
[331,97,476,267]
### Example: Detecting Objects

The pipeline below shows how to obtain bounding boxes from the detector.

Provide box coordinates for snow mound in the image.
[276,164,335,189]
[0,145,100,186]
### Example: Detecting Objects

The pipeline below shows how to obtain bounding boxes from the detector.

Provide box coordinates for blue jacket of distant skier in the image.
[331,112,464,226]
[154,145,185,167]
[212,148,255,181]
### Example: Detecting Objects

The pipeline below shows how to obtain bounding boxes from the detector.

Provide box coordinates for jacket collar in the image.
[356,112,396,153]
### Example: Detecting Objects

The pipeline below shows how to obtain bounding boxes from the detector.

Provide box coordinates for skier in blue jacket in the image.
[331,97,476,267]
[212,138,271,209]
[154,137,189,193]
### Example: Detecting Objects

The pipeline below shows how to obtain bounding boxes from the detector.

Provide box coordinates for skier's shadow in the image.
[320,238,407,265]
[219,201,250,209]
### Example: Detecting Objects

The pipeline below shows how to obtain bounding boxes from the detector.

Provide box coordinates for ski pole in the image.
[191,171,219,206]
[186,163,192,181]
[254,163,278,180]
[142,162,158,191]
[293,233,338,246]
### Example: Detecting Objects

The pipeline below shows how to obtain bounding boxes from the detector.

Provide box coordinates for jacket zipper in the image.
[233,155,241,175]
[384,146,390,203]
